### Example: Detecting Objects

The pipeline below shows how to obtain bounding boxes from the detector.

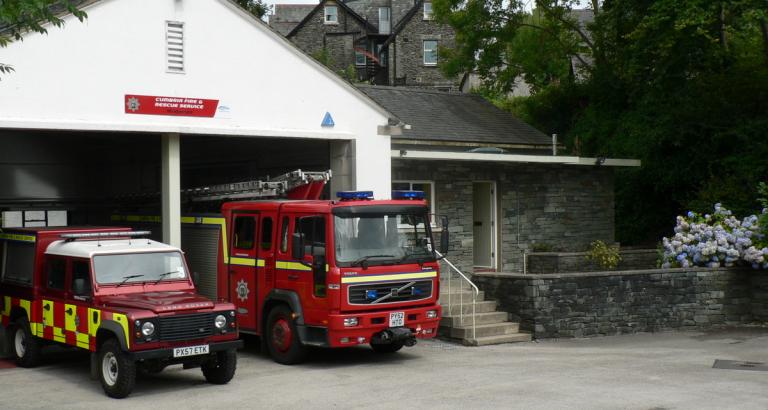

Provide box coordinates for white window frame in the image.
[423,2,433,20]
[423,40,438,66]
[324,6,338,24]
[392,180,436,227]
[378,7,391,34]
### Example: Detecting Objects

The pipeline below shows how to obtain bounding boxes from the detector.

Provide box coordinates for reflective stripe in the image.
[64,304,77,332]
[231,257,266,267]
[88,308,101,337]
[276,261,312,272]
[42,300,54,328]
[53,327,66,343]
[76,332,90,349]
[0,233,36,243]
[19,299,30,321]
[341,270,438,284]
[112,313,130,349]
[2,296,11,316]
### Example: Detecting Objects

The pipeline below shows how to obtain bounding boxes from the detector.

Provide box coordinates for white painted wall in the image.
[0,0,392,197]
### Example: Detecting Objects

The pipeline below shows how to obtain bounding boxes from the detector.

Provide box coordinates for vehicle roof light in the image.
[336,191,374,200]
[392,190,425,200]
[60,231,152,241]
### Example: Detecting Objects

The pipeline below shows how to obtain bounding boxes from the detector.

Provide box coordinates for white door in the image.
[473,182,496,268]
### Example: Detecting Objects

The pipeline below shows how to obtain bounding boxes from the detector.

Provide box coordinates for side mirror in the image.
[439,216,449,254]
[291,233,305,260]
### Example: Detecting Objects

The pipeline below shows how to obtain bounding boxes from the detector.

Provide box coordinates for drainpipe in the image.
[552,134,557,156]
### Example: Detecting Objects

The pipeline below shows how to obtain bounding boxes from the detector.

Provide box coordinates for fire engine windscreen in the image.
[92,252,187,284]
[333,213,434,266]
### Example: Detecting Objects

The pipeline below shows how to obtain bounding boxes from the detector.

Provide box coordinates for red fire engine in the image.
[114,170,448,364]
[0,228,242,398]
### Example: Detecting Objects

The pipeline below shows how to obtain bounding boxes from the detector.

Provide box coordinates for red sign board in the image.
[124,94,219,117]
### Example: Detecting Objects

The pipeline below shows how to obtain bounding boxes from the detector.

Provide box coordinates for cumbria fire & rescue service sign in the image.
[125,94,219,117]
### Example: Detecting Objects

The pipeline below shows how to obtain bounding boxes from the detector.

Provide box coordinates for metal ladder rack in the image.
[182,169,331,202]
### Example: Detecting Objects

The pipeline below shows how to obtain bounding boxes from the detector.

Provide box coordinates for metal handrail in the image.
[436,251,479,340]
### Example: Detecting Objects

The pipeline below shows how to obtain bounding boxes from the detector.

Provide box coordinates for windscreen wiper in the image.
[153,271,177,285]
[116,274,144,287]
[350,255,395,268]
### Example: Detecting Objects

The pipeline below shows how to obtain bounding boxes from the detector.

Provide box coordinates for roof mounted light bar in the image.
[60,231,152,241]
[392,190,425,200]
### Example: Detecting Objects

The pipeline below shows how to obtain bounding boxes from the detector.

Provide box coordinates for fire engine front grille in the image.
[348,280,433,305]
[158,313,213,341]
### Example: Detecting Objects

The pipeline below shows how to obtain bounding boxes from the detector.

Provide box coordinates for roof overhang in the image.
[392,149,641,167]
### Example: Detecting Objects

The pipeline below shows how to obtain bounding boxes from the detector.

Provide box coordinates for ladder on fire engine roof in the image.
[182,169,332,202]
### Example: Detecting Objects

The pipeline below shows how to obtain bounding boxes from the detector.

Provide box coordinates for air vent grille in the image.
[166,21,184,73]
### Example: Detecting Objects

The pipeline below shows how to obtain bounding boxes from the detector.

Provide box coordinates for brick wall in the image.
[474,268,768,339]
[391,160,615,274]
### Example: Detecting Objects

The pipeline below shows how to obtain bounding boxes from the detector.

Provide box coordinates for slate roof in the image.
[269,4,315,37]
[357,85,551,146]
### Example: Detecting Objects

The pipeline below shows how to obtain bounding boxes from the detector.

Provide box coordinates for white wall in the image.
[0,0,392,197]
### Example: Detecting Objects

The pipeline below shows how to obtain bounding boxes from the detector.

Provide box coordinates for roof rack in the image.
[60,231,152,241]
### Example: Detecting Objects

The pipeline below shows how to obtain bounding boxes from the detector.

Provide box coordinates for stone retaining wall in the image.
[527,249,658,273]
[474,268,768,339]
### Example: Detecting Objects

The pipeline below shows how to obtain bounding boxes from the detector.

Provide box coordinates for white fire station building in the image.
[0,0,400,246]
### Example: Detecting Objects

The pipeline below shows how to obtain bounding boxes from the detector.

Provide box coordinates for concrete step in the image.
[438,290,484,301]
[463,332,533,346]
[440,311,508,327]
[441,300,497,315]
[447,321,520,339]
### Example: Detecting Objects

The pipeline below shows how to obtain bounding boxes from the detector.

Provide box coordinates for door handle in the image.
[44,304,51,311]
[66,308,73,315]
[287,274,299,280]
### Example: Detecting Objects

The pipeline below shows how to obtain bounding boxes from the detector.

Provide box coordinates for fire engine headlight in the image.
[214,314,227,329]
[426,310,438,319]
[343,317,358,327]
[141,322,155,337]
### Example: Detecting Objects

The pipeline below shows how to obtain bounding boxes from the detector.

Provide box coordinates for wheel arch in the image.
[96,321,129,351]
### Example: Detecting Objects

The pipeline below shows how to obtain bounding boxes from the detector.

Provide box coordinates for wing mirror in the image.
[439,216,450,254]
[291,232,305,260]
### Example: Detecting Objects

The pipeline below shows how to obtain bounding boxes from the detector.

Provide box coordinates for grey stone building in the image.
[357,85,639,274]
[271,0,459,89]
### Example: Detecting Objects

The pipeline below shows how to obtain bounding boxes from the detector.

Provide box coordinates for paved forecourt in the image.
[1,327,767,409]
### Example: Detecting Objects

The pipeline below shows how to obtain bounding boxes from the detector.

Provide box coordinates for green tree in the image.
[234,0,271,19]
[0,0,87,76]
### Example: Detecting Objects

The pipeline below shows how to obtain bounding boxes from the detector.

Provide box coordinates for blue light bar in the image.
[392,190,425,200]
[336,191,374,200]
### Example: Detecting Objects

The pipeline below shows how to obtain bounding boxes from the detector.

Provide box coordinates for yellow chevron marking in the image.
[112,313,130,349]
[88,308,101,337]
[341,271,438,284]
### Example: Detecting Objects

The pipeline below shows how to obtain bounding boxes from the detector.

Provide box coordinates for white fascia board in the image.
[218,0,401,127]
[391,150,641,167]
[0,118,356,140]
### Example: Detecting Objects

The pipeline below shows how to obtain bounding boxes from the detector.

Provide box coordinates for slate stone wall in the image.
[527,249,658,273]
[289,3,368,73]
[391,160,615,274]
[474,268,768,339]
[387,15,457,89]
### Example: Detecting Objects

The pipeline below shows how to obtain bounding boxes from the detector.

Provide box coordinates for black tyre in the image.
[202,348,237,384]
[9,317,43,367]
[371,341,404,353]
[98,338,136,399]
[265,305,308,365]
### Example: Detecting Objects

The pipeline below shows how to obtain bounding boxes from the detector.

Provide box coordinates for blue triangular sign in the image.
[321,112,335,127]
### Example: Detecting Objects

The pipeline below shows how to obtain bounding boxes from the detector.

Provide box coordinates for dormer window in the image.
[324,5,338,24]
[423,2,433,20]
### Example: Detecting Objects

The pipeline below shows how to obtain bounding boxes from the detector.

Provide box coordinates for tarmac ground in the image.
[0,327,767,409]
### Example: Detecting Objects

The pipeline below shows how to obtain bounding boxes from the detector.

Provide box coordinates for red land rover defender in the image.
[0,227,243,398]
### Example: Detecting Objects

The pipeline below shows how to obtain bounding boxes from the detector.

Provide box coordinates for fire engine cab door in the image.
[229,213,260,332]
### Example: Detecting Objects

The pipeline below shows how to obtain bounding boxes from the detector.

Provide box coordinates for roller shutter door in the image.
[181,225,220,300]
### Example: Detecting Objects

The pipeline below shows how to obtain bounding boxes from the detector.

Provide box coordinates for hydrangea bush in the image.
[660,203,768,269]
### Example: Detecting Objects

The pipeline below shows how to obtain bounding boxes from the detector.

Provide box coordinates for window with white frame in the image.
[324,5,338,24]
[379,7,391,34]
[355,50,366,66]
[392,181,436,225]
[423,40,438,65]
[423,2,433,20]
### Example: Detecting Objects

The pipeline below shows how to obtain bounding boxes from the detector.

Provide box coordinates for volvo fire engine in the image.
[113,170,448,364]
[0,228,242,398]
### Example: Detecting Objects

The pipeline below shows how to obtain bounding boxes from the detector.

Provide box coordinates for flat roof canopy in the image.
[392,149,641,167]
